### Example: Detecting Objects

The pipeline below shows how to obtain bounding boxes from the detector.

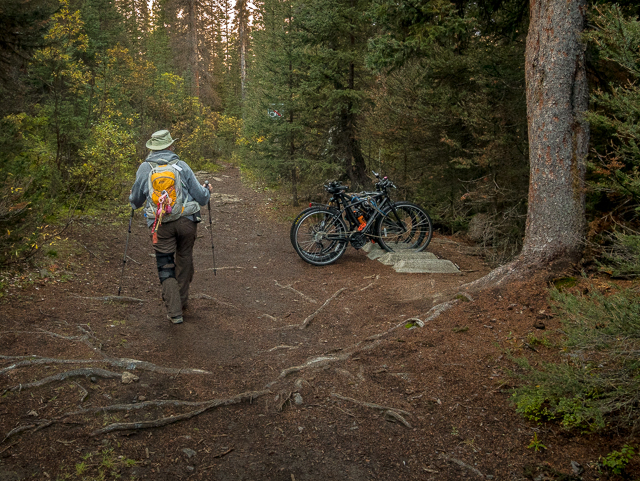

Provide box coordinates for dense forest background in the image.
[1,0,639,271]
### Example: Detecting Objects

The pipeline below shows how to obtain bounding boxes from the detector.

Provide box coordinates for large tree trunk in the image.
[522,0,589,265]
[463,0,589,291]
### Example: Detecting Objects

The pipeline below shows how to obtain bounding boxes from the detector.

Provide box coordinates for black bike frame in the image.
[324,188,404,241]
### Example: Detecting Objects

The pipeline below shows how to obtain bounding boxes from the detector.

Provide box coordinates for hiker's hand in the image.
[203,182,212,192]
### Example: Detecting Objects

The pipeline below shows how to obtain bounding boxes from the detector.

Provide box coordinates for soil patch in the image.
[0,165,634,480]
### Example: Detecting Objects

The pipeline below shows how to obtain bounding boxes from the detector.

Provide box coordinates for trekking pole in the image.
[118,208,134,296]
[204,181,217,276]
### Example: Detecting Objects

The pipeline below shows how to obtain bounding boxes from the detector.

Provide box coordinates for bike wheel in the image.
[376,202,433,252]
[290,207,317,247]
[292,207,349,266]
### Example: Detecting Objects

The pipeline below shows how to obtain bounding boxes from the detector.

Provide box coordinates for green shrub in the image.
[600,444,635,475]
[511,283,640,433]
[597,232,640,279]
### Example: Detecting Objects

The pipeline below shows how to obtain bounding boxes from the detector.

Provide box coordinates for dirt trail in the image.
[0,165,616,480]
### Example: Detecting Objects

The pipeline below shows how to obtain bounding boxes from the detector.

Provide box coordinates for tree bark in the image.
[463,0,589,291]
[236,0,247,101]
[186,0,199,97]
[522,0,588,265]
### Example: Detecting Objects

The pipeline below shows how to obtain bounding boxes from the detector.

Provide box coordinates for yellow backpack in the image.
[145,160,185,237]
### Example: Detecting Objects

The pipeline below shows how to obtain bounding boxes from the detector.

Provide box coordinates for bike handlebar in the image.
[324,174,396,195]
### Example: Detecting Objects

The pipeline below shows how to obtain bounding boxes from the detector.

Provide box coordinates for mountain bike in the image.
[291,172,433,266]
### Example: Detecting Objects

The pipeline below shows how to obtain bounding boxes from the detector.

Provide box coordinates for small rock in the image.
[121,372,139,384]
[90,376,97,383]
[182,448,197,458]
[298,426,304,433]
[27,410,38,417]
[533,320,545,330]
[294,378,309,390]
[293,393,303,405]
[571,461,584,475]
[138,395,146,402]
[186,465,195,472]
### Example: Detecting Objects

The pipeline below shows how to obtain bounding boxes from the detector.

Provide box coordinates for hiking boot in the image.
[167,315,183,324]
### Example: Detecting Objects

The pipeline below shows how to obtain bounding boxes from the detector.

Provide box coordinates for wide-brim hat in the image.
[146,130,177,150]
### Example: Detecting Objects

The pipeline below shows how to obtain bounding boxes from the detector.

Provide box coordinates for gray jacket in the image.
[129,150,210,227]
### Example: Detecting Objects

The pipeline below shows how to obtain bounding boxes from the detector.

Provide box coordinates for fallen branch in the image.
[331,393,411,417]
[213,447,234,458]
[72,381,88,403]
[274,280,317,303]
[91,390,269,436]
[126,255,141,265]
[300,288,346,329]
[359,275,380,292]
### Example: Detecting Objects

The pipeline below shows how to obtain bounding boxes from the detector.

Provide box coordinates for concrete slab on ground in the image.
[362,243,386,260]
[392,259,460,274]
[377,251,437,265]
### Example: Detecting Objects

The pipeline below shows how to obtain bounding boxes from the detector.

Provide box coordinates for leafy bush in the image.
[600,444,635,475]
[71,120,137,200]
[511,283,640,433]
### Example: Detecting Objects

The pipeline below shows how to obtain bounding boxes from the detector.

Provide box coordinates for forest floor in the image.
[0,164,636,481]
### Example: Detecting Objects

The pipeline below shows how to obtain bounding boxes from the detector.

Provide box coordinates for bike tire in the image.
[292,207,349,266]
[290,207,318,247]
[376,202,433,252]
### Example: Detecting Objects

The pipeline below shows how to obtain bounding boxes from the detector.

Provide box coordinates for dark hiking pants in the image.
[152,216,198,318]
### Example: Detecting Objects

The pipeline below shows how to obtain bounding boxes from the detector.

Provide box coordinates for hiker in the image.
[129,129,212,324]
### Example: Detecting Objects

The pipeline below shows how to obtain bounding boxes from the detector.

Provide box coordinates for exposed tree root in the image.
[384,410,412,428]
[300,287,346,329]
[267,345,299,352]
[91,390,269,436]
[191,293,238,309]
[0,354,211,376]
[441,454,486,478]
[71,295,145,303]
[0,330,84,341]
[2,424,37,444]
[4,368,122,394]
[204,266,244,271]
[278,304,448,379]
[460,255,560,294]
[274,280,317,303]
[0,356,96,375]
[331,393,411,417]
